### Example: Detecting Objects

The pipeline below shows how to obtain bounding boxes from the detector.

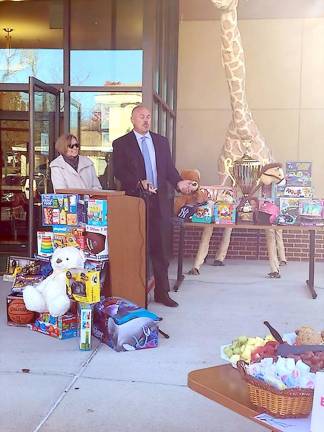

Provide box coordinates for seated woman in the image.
[50,134,102,191]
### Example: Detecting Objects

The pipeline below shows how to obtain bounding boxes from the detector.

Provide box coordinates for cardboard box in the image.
[41,194,78,226]
[191,202,214,223]
[84,225,108,261]
[37,231,54,257]
[214,202,236,225]
[86,199,108,227]
[79,304,92,350]
[29,312,79,339]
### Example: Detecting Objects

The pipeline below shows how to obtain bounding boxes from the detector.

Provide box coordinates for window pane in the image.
[0,0,63,83]
[70,91,142,186]
[70,0,143,86]
[70,50,143,86]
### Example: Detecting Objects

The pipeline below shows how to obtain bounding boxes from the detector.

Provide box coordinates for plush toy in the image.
[23,246,85,317]
[295,326,324,345]
[174,169,208,215]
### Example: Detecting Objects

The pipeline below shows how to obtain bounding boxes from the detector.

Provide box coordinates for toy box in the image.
[191,202,214,223]
[214,202,236,224]
[7,293,36,327]
[29,312,79,339]
[66,268,100,304]
[278,197,306,225]
[93,297,159,352]
[52,227,86,250]
[12,273,45,294]
[299,199,324,226]
[286,161,312,187]
[84,225,108,261]
[41,194,78,226]
[4,256,51,282]
[283,186,313,198]
[37,231,54,257]
[79,304,92,350]
[86,199,108,227]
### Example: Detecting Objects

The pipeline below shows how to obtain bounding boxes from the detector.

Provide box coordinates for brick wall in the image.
[172,225,324,262]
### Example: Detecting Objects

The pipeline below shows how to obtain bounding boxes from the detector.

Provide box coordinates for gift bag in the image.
[311,371,324,432]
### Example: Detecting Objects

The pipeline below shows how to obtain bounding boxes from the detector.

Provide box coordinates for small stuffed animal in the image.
[23,246,85,317]
[174,169,209,215]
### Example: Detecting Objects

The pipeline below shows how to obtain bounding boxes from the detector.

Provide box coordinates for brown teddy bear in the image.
[295,326,324,345]
[174,169,209,215]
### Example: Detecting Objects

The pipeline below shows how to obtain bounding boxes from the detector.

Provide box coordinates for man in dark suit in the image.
[112,105,195,307]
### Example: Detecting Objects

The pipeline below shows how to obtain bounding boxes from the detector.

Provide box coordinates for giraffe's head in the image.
[211,0,238,12]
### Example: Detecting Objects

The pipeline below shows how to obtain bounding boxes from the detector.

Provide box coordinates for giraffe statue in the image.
[189,0,286,277]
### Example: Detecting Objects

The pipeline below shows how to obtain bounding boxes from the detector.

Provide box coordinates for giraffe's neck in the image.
[220,8,252,137]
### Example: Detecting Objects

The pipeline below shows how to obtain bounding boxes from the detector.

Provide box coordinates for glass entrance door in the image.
[28,77,60,256]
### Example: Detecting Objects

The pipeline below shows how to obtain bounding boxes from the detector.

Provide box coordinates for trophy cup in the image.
[224,144,262,223]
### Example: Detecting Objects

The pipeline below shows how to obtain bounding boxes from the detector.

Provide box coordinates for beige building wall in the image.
[176,17,324,196]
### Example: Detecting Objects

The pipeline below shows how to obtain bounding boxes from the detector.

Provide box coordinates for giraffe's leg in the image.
[265,229,280,275]
[275,229,287,265]
[214,227,232,263]
[190,225,214,273]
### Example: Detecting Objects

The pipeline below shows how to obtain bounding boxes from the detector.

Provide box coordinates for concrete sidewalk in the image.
[1,258,324,432]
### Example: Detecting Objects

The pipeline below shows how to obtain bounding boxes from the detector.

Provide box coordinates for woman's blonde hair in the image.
[55,134,79,155]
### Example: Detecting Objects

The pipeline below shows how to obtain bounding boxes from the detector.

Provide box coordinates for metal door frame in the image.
[28,77,60,256]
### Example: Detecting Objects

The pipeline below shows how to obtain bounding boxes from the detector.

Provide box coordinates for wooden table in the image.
[173,220,324,299]
[188,364,309,432]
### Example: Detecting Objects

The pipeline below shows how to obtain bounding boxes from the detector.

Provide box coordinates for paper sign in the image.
[255,413,310,431]
[311,372,324,432]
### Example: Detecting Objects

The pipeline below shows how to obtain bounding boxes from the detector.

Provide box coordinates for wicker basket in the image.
[237,361,314,418]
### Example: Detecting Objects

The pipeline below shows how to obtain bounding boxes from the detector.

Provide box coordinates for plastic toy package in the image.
[66,268,100,304]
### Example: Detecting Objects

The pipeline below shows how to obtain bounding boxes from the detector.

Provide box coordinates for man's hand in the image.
[140,180,157,194]
[177,180,198,195]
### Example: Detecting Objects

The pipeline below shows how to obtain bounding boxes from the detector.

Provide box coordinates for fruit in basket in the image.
[295,326,324,345]
[251,340,279,362]
[225,334,275,364]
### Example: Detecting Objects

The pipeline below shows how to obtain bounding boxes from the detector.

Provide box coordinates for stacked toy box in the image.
[276,162,319,225]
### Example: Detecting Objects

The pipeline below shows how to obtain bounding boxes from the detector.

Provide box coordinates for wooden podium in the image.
[56,189,147,307]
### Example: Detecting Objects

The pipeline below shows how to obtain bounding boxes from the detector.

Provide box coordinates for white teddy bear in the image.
[23,246,85,317]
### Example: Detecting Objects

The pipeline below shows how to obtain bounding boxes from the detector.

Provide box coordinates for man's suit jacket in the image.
[112,131,182,220]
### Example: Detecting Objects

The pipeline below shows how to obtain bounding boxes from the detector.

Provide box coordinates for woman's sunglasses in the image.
[68,143,80,149]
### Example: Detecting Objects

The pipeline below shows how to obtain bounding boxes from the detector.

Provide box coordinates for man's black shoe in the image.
[213,259,224,266]
[154,292,178,307]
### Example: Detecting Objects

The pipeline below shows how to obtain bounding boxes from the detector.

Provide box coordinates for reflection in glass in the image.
[70,91,142,186]
[0,92,29,111]
[70,0,143,86]
[0,0,63,83]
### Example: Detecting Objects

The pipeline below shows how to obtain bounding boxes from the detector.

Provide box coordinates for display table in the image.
[173,220,324,299]
[188,364,310,432]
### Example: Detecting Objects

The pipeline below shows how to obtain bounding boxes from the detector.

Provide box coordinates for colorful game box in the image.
[79,304,92,350]
[86,199,108,227]
[191,202,214,223]
[283,186,313,198]
[214,202,236,224]
[4,256,51,282]
[278,197,306,225]
[66,268,100,304]
[286,161,312,187]
[41,194,78,226]
[29,312,79,339]
[12,273,45,294]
